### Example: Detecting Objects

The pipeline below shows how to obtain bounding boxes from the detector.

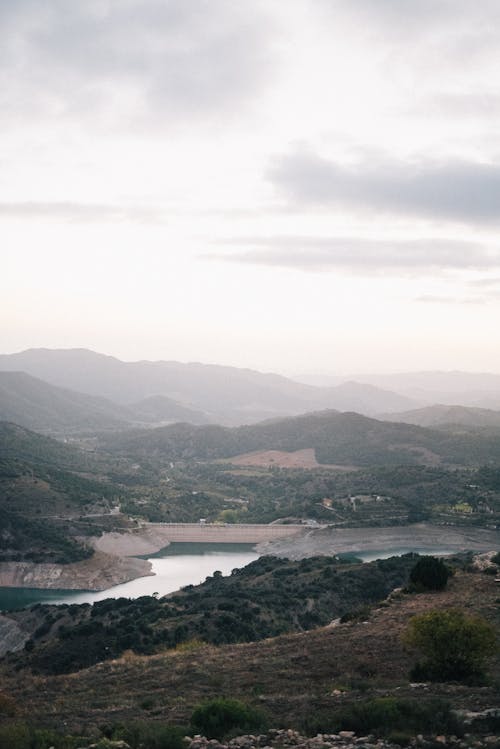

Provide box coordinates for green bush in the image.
[340,605,371,623]
[190,697,266,739]
[409,556,450,591]
[0,723,80,749]
[404,609,497,682]
[115,722,187,749]
[335,697,460,737]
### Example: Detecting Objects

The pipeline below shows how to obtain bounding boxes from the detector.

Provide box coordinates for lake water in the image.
[0,537,487,612]
[0,543,258,612]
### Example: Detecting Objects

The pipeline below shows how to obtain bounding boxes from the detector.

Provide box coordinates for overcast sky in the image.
[3,0,500,374]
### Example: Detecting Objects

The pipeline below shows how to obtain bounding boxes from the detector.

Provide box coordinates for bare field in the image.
[223,448,358,470]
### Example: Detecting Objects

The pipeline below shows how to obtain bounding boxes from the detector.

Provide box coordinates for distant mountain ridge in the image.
[0,371,208,435]
[0,371,133,434]
[296,370,500,410]
[381,404,500,430]
[0,348,419,426]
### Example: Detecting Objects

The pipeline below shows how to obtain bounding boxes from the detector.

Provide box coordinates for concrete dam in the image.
[147,522,306,543]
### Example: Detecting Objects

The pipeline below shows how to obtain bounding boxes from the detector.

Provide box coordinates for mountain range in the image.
[0,371,208,435]
[296,371,500,409]
[0,348,418,430]
[1,348,500,435]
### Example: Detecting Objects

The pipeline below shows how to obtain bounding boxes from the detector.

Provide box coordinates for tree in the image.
[403,609,497,682]
[409,556,450,591]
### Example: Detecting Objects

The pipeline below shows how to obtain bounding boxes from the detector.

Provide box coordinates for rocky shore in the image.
[0,550,152,591]
[257,523,500,560]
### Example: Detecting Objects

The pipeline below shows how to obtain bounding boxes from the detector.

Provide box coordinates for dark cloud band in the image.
[269,150,500,225]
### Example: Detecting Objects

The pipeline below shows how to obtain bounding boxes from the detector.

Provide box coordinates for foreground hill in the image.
[2,563,498,737]
[0,348,418,424]
[5,554,419,674]
[101,409,500,467]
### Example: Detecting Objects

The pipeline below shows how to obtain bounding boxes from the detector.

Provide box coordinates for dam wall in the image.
[146,522,306,543]
[90,523,308,557]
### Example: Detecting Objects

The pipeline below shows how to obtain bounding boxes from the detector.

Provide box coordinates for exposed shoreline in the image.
[1,522,498,591]
[257,522,500,559]
[0,551,153,591]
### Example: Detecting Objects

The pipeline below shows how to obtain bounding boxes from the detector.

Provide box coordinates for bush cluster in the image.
[190,697,267,740]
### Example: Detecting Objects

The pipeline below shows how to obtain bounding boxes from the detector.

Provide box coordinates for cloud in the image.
[268,150,500,225]
[0,1,274,124]
[205,236,497,274]
[0,201,163,223]
[417,93,500,119]
[469,276,500,287]
[329,0,500,43]
[415,295,483,304]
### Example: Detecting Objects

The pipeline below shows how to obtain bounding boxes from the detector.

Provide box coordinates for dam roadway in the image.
[146,522,307,543]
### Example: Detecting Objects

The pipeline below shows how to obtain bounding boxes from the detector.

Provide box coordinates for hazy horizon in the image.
[2,345,500,381]
[3,1,500,374]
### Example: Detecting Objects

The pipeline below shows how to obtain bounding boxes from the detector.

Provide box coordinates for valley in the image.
[0,349,500,747]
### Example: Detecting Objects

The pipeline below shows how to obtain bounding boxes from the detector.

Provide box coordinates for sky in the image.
[2,0,500,375]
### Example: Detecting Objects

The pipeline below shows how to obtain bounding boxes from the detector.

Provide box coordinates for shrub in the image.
[340,605,371,623]
[409,556,450,591]
[0,723,80,749]
[116,722,187,749]
[190,697,266,740]
[337,697,459,737]
[404,609,497,682]
[301,697,460,739]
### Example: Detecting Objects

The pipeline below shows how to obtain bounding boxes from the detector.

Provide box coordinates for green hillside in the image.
[11,553,418,675]
[0,421,90,471]
[383,404,500,430]
[101,409,500,467]
[0,371,135,434]
[0,423,121,562]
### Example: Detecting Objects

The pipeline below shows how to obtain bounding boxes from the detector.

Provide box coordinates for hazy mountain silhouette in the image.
[0,348,418,425]
[381,404,500,430]
[0,371,208,434]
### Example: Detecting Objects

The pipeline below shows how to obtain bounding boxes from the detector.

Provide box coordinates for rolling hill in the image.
[0,371,208,434]
[100,409,500,467]
[381,404,500,430]
[0,371,135,434]
[0,422,121,563]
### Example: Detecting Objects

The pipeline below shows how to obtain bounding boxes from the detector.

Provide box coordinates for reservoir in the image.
[0,522,498,611]
[0,542,258,611]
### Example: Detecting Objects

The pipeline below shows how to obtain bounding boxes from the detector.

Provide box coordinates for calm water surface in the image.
[0,542,258,611]
[0,540,469,612]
